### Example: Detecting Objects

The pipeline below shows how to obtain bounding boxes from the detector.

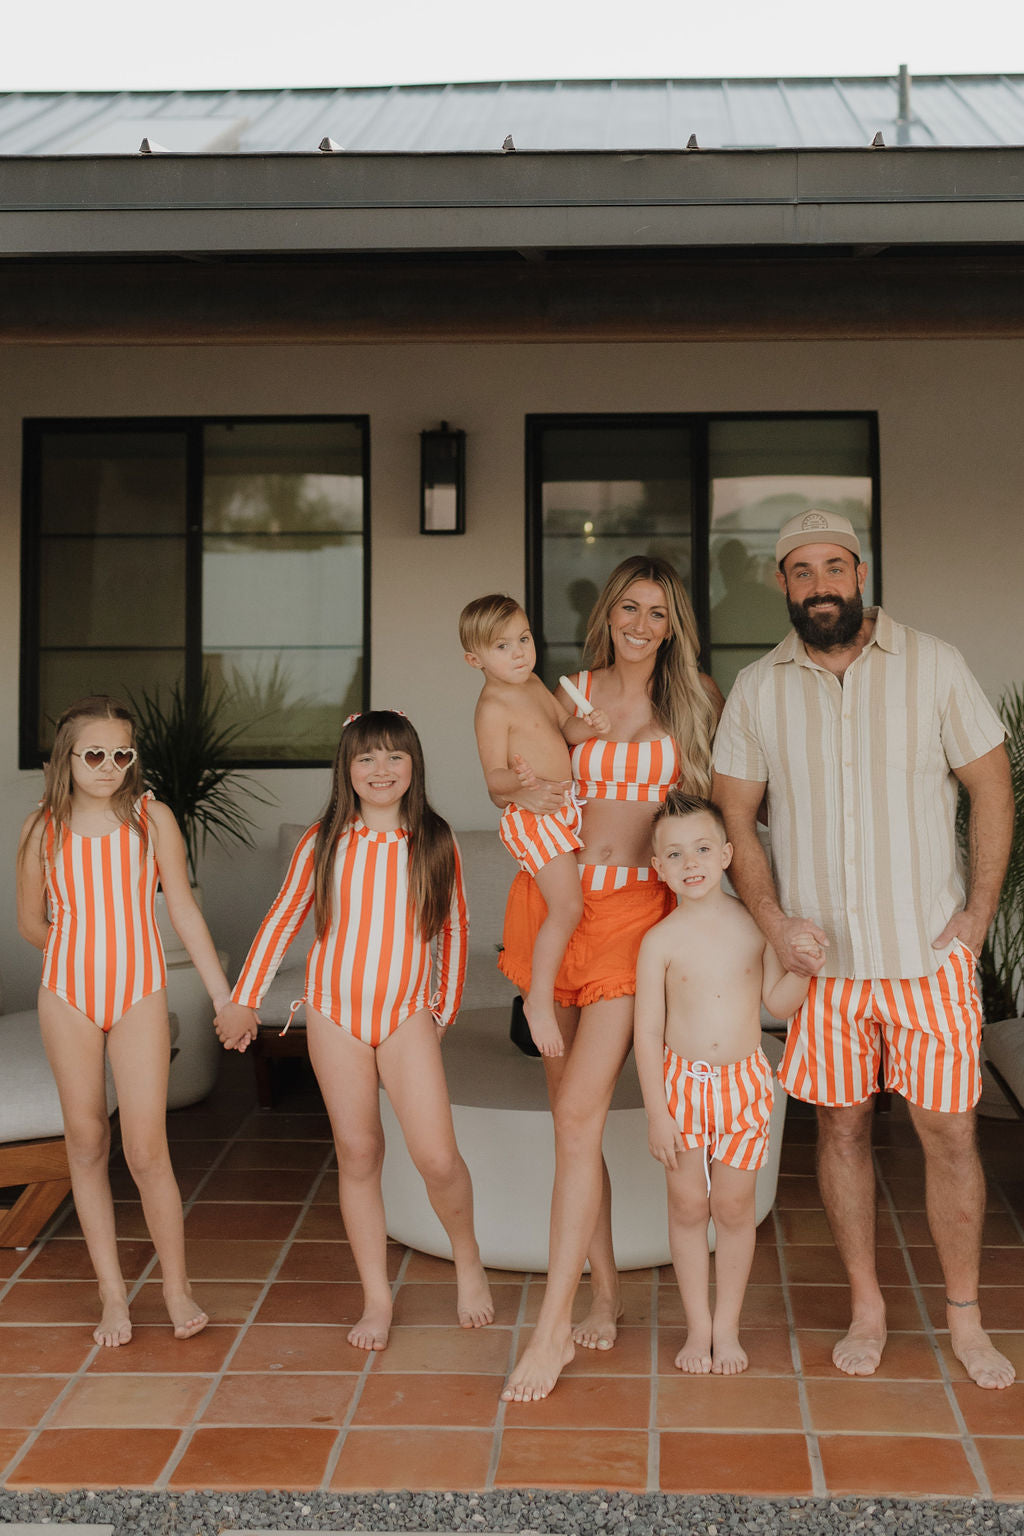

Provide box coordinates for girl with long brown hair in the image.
[499,557,724,1401]
[216,710,493,1351]
[17,695,232,1347]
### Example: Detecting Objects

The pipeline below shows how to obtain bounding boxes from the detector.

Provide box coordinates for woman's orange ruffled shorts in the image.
[498,864,674,1009]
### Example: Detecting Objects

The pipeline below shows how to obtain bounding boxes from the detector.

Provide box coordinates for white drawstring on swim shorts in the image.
[684,1059,724,1195]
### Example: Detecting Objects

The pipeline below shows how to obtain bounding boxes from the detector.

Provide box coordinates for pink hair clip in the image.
[343,709,408,728]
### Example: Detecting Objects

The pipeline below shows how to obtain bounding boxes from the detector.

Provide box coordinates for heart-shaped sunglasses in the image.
[72,747,138,772]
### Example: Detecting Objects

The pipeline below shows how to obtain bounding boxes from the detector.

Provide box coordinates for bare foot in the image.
[572,1293,623,1350]
[711,1325,748,1375]
[456,1260,495,1328]
[94,1295,132,1349]
[166,1289,209,1340]
[949,1310,1015,1389]
[348,1302,392,1352]
[833,1315,887,1376]
[501,1330,575,1401]
[523,995,565,1057]
[675,1326,713,1374]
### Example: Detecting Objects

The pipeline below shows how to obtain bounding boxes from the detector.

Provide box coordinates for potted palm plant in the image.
[959,684,1024,1024]
[132,676,272,890]
[960,684,1024,1115]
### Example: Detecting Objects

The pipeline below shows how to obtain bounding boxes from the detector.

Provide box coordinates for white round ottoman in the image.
[380,1008,787,1271]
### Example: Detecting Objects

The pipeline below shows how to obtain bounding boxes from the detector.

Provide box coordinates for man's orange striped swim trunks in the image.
[780,941,982,1112]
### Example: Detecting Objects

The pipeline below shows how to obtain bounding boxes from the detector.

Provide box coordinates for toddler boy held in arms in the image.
[634,792,822,1375]
[460,594,608,1056]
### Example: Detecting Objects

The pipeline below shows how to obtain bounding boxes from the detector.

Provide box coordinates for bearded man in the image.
[712,509,1015,1390]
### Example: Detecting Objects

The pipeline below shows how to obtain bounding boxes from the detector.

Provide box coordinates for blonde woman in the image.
[499,556,724,1400]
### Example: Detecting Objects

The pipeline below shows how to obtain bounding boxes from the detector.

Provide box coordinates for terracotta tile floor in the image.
[1,1054,1022,1499]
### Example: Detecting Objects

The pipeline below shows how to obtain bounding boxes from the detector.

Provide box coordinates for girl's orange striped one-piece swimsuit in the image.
[231,819,469,1045]
[41,792,166,1032]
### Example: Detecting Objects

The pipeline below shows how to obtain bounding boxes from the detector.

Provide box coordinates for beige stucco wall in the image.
[1,337,1021,1009]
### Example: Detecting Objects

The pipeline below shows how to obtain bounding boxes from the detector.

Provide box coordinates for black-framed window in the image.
[527,412,879,695]
[21,416,369,767]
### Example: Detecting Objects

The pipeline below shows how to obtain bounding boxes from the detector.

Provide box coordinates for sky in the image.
[3,0,1023,93]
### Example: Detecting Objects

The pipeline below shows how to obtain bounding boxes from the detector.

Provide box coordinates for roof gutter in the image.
[1,146,1022,258]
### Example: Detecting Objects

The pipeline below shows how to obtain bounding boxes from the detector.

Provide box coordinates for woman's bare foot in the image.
[711,1325,748,1375]
[456,1260,494,1328]
[572,1292,623,1350]
[94,1295,132,1348]
[674,1326,713,1374]
[501,1330,575,1401]
[949,1308,1015,1389]
[832,1312,887,1376]
[524,996,566,1058]
[348,1301,392,1352]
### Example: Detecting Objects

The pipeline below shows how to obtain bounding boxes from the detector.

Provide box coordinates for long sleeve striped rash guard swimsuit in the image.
[41,791,166,1032]
[231,819,469,1044]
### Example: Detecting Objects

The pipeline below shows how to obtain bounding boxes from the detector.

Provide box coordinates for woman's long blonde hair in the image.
[582,556,716,796]
[312,711,456,943]
[21,695,147,868]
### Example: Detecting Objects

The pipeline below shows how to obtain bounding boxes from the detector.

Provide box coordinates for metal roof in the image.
[1,74,1024,156]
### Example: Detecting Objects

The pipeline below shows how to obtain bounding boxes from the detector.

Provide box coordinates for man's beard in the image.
[787,591,864,651]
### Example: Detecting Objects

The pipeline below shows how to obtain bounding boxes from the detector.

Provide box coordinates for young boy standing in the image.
[634,791,821,1375]
[460,594,608,1057]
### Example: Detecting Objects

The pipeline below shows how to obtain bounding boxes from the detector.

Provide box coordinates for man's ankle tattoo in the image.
[945,1296,980,1308]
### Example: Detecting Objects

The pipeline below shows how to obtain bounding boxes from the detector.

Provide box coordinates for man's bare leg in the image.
[816,1100,887,1374]
[908,1102,1014,1390]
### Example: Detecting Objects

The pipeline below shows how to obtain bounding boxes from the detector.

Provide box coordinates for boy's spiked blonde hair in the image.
[652,789,727,839]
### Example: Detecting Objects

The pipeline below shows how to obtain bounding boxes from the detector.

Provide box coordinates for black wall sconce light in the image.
[420,422,466,534]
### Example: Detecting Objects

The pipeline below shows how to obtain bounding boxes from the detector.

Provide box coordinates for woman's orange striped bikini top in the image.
[568,671,679,803]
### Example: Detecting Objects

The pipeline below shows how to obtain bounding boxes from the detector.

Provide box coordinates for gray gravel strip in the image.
[0,1491,1021,1534]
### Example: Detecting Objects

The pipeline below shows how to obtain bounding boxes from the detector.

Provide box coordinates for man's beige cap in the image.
[776,509,862,565]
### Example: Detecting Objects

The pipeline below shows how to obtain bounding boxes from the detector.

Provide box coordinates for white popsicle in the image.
[558,674,592,715]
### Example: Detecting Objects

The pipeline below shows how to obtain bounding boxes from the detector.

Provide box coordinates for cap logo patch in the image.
[801,512,829,531]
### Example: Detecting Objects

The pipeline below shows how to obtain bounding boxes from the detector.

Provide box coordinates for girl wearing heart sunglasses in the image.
[17,695,232,1349]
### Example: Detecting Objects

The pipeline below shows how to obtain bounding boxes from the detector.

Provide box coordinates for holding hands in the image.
[214,1001,260,1053]
[774,916,829,977]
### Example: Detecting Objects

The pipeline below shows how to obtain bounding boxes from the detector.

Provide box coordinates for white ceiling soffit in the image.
[61,117,249,154]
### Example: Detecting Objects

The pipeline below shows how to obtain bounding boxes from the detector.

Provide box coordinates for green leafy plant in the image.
[958,682,1024,1021]
[131,677,274,884]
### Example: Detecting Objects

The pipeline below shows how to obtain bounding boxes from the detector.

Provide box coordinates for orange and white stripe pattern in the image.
[41,793,165,1032]
[779,941,982,1112]
[664,1044,774,1177]
[498,799,583,877]
[567,671,678,803]
[232,819,468,1044]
